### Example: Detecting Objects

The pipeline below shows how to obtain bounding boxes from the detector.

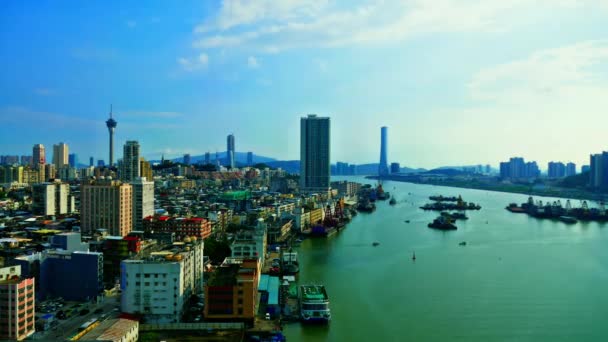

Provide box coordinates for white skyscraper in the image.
[131,177,154,231]
[52,142,69,169]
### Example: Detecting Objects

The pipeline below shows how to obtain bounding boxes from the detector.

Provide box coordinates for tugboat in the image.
[428,215,457,230]
[412,251,416,261]
[389,196,397,205]
[372,241,380,247]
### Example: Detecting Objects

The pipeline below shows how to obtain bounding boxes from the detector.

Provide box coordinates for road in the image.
[34,295,121,341]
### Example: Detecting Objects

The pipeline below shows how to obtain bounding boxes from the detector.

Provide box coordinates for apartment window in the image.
[135,282,140,286]
[238,299,243,305]
[154,282,159,286]
[238,308,243,315]
[145,282,150,286]
[144,274,150,278]
[238,290,243,295]
[135,273,141,278]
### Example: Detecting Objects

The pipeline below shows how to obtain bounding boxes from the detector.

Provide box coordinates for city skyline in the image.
[3,1,608,168]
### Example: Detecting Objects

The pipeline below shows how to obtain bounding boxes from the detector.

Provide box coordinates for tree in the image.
[205,237,232,264]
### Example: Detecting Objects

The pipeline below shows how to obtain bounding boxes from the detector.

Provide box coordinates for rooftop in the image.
[301,285,328,301]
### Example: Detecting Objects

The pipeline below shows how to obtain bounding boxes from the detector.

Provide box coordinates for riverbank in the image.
[366,175,608,202]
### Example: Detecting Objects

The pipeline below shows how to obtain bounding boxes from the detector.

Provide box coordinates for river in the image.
[283,177,608,341]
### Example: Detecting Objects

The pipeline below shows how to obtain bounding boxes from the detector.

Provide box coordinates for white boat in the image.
[300,285,331,323]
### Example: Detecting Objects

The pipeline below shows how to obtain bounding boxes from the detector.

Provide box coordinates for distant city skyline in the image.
[2,1,608,168]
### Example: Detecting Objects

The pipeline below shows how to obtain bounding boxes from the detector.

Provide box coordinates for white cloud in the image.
[177,53,209,72]
[247,56,260,68]
[191,0,596,53]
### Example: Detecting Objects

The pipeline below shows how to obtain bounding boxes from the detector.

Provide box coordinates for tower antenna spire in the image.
[110,104,113,119]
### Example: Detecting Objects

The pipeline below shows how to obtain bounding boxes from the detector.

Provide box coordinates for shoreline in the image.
[364,175,607,202]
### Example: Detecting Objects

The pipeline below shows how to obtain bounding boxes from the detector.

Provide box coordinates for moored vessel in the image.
[300,285,331,323]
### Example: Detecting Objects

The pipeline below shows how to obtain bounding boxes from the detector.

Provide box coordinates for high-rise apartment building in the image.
[566,162,577,177]
[378,126,389,176]
[300,114,330,193]
[139,158,153,181]
[32,182,71,216]
[227,134,235,169]
[121,239,204,323]
[68,153,78,168]
[0,265,35,341]
[131,177,154,232]
[590,152,608,190]
[52,143,69,169]
[33,144,45,168]
[499,157,539,180]
[548,162,566,178]
[121,141,140,182]
[81,179,133,236]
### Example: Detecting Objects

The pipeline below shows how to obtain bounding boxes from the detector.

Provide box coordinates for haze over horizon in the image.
[2,0,608,169]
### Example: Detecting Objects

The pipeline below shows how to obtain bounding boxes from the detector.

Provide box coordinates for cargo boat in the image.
[428,215,457,230]
[300,285,331,323]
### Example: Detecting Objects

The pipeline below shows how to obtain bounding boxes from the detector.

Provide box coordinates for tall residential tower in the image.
[227,134,235,169]
[300,114,331,193]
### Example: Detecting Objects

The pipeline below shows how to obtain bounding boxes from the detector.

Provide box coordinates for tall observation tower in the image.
[106,105,117,167]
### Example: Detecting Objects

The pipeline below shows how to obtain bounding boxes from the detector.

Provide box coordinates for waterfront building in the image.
[300,114,331,193]
[548,162,566,178]
[68,153,78,168]
[121,141,140,182]
[144,216,212,240]
[33,144,45,168]
[566,162,576,177]
[247,151,253,166]
[183,153,191,165]
[131,177,154,232]
[378,126,389,176]
[391,162,400,174]
[500,157,539,180]
[121,238,204,323]
[589,152,608,191]
[0,265,35,341]
[81,179,133,236]
[31,182,72,216]
[227,134,235,169]
[106,107,117,167]
[204,258,260,323]
[330,181,361,198]
[231,227,267,264]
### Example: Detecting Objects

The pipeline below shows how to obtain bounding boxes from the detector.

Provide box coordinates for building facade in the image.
[300,114,331,193]
[52,143,69,169]
[131,177,154,232]
[227,134,235,169]
[121,141,140,182]
[33,144,45,168]
[32,182,71,216]
[81,179,133,236]
[143,216,212,240]
[120,239,204,323]
[0,265,35,341]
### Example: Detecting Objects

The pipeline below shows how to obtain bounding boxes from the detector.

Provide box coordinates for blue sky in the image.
[1,0,608,169]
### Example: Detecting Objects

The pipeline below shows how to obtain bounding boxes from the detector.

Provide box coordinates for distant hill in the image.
[355,163,425,175]
[150,151,277,165]
[267,160,300,173]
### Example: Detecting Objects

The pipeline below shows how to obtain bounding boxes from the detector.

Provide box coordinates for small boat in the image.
[458,241,467,246]
[404,220,410,223]
[372,242,380,247]
[412,252,416,261]
[389,197,397,205]
[559,216,578,224]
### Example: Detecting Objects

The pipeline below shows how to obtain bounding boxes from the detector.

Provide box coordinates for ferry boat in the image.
[300,285,331,323]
